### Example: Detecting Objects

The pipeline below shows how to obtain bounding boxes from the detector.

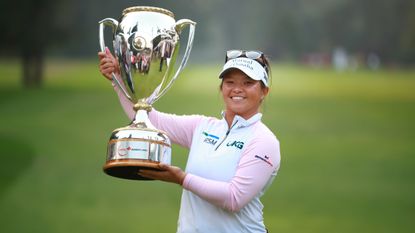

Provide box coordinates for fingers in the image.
[97,47,114,58]
[158,163,170,170]
[138,164,186,185]
[138,169,167,181]
[105,47,112,56]
[99,59,115,80]
[100,57,116,70]
[98,47,116,60]
[98,48,115,66]
[97,51,107,59]
[98,47,118,80]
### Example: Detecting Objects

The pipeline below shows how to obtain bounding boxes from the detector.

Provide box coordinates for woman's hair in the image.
[262,54,272,87]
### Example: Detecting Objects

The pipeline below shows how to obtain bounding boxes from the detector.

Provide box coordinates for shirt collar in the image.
[221,111,262,128]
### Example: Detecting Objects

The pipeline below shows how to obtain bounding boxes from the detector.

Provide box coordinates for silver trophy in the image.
[99,6,196,180]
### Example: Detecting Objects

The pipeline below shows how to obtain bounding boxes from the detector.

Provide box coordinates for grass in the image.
[1,59,415,233]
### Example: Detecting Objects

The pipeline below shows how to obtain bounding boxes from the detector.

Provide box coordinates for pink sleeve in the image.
[148,110,204,148]
[182,136,280,213]
[112,81,203,148]
[112,81,136,120]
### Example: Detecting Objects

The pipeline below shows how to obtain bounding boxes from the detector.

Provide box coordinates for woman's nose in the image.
[231,84,243,93]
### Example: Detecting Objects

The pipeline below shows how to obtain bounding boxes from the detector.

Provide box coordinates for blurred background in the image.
[0,0,414,232]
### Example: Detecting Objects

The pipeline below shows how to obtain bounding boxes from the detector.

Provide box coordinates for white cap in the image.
[219,57,269,87]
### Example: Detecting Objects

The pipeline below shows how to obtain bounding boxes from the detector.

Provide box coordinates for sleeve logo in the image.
[254,155,274,167]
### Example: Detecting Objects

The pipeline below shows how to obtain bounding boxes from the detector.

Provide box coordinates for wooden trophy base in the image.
[103,159,161,180]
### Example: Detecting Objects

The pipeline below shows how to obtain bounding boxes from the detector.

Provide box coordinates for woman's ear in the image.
[262,87,270,97]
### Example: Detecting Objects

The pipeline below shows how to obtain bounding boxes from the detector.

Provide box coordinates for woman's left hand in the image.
[138,163,187,185]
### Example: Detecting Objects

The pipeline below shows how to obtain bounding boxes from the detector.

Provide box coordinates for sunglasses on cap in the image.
[225,50,269,72]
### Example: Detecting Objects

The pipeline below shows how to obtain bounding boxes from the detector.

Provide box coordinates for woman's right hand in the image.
[98,47,120,81]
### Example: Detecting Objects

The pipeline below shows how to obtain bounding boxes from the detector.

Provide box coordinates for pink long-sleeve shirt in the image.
[113,82,281,233]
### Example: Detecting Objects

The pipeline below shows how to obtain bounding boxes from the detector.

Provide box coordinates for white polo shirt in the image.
[148,110,281,233]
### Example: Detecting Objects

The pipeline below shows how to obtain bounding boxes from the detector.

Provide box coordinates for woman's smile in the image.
[230,96,245,101]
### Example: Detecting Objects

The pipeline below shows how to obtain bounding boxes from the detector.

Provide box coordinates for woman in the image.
[98,49,281,233]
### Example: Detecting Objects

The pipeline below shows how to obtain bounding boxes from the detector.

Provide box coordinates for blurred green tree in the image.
[0,0,73,88]
[1,0,414,71]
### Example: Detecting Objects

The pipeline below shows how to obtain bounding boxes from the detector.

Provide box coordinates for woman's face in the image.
[221,69,269,120]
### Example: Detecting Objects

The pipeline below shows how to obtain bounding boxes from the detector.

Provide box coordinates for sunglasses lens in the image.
[225,50,267,71]
[245,51,262,59]
[227,50,243,59]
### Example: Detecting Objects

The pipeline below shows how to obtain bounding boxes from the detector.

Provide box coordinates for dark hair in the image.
[262,54,272,85]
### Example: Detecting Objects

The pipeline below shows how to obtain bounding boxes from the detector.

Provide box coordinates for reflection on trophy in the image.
[99,6,196,180]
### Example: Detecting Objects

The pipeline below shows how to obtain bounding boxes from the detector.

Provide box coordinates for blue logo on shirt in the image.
[202,132,219,139]
[203,131,219,145]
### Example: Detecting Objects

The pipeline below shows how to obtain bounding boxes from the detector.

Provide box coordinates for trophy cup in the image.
[99,6,196,180]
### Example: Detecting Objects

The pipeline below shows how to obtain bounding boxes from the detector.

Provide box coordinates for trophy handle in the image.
[153,19,196,102]
[99,18,132,101]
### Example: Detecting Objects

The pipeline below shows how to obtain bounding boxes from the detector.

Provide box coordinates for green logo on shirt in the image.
[226,141,244,149]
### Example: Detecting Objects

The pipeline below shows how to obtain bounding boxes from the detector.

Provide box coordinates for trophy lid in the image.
[122,6,175,18]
